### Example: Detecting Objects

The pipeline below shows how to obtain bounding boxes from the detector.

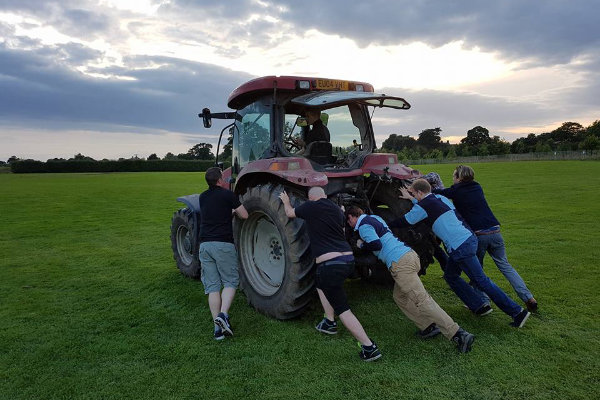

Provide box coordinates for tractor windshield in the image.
[234,100,272,168]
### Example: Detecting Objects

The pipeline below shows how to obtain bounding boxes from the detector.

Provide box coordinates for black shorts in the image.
[315,260,355,315]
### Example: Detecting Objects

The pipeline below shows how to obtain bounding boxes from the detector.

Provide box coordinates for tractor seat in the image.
[305,141,335,164]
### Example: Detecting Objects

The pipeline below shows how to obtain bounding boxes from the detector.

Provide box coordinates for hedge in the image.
[10,160,230,173]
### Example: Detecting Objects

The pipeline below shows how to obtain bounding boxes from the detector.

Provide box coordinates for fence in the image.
[401,150,599,166]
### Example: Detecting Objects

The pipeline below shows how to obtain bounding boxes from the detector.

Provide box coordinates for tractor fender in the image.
[176,194,201,213]
[235,158,329,190]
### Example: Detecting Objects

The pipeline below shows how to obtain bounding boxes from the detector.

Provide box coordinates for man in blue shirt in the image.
[392,179,531,328]
[433,165,537,312]
[346,206,475,353]
[279,187,381,362]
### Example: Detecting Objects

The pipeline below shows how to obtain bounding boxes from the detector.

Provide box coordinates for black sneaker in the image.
[452,328,475,353]
[214,312,233,336]
[359,341,382,362]
[214,326,225,341]
[315,318,338,335]
[526,298,538,313]
[474,304,493,316]
[417,323,441,339]
[510,309,531,328]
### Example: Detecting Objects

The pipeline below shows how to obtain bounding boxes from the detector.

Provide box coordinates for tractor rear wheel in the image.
[234,184,313,319]
[170,208,201,279]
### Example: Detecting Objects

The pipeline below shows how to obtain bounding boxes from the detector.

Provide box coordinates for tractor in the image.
[170,76,436,319]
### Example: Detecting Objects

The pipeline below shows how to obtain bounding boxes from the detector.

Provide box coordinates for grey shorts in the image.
[199,241,239,294]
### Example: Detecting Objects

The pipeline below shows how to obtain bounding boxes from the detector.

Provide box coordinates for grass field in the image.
[1,161,599,400]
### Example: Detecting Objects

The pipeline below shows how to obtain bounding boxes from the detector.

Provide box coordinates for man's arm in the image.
[357,224,383,252]
[432,186,455,198]
[278,191,296,219]
[233,204,248,219]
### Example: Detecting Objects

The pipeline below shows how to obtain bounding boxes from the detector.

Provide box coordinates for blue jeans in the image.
[471,232,533,303]
[444,235,522,318]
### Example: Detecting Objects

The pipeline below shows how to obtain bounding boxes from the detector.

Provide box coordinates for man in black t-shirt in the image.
[199,167,248,340]
[279,187,381,362]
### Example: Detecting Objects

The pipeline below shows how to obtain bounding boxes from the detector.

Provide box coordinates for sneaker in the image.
[452,328,475,353]
[315,318,338,335]
[417,323,441,339]
[214,326,225,341]
[214,312,233,336]
[359,341,382,362]
[474,304,493,316]
[526,298,538,313]
[510,309,531,328]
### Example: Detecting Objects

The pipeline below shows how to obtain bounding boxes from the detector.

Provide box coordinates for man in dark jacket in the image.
[433,165,537,312]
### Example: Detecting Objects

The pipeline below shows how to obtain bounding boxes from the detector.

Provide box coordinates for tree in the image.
[163,152,177,160]
[586,120,600,138]
[417,128,442,150]
[148,153,159,160]
[7,156,20,163]
[70,153,95,161]
[382,134,417,151]
[550,122,584,144]
[187,143,215,160]
[461,126,491,147]
[579,135,599,152]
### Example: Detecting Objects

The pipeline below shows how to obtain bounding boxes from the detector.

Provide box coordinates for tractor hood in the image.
[291,91,410,110]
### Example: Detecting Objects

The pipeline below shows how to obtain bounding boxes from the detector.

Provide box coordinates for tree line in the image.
[2,142,224,165]
[380,120,600,160]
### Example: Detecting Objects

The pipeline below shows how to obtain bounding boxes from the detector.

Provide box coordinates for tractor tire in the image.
[234,184,313,320]
[170,208,201,279]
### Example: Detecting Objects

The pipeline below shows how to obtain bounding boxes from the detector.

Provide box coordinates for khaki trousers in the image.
[390,250,459,339]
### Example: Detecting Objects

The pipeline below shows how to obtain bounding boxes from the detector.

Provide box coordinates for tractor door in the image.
[232,98,273,174]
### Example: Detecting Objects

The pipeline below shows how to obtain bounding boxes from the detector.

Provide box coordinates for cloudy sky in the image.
[1,0,599,161]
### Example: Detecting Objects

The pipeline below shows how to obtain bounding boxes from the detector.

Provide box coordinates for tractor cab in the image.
[202,76,410,177]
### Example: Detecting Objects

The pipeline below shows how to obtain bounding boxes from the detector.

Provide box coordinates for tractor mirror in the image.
[201,108,212,128]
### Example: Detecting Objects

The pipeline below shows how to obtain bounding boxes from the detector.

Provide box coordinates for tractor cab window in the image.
[234,101,271,168]
[284,104,366,166]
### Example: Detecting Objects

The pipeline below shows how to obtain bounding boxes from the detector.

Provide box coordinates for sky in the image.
[1,0,599,161]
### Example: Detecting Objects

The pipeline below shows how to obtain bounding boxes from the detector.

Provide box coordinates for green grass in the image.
[1,162,599,400]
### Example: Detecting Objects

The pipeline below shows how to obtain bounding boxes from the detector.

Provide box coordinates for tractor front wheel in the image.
[234,184,314,319]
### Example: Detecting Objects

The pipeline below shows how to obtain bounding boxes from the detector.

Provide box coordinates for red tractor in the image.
[171,76,436,319]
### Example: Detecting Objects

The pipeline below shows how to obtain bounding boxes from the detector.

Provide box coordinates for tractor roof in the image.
[227,76,374,110]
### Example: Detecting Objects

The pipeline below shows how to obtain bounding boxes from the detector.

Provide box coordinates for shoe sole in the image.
[316,326,338,335]
[214,334,225,341]
[476,307,493,316]
[514,311,531,328]
[361,353,382,362]
[214,316,233,336]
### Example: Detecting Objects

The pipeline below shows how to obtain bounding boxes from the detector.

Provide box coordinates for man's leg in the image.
[459,252,522,318]
[208,292,222,319]
[220,287,236,315]
[487,232,534,303]
[392,251,459,339]
[338,310,372,346]
[317,288,335,321]
[444,253,488,311]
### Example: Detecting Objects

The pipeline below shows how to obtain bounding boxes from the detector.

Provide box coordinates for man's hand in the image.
[356,238,364,248]
[399,187,414,201]
[279,190,290,205]
[279,190,296,219]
